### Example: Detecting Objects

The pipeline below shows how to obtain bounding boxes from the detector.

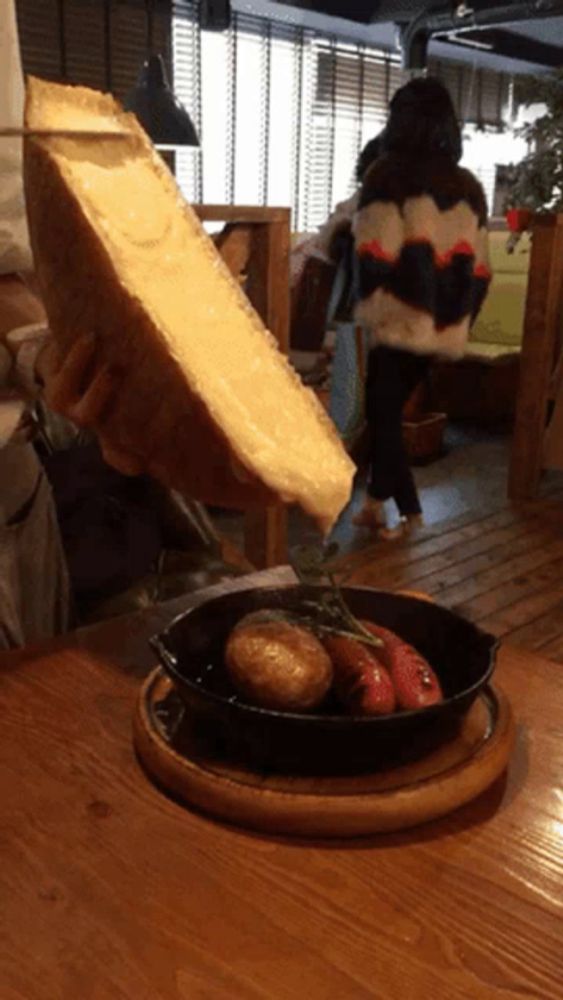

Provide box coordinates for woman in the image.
[352,77,491,539]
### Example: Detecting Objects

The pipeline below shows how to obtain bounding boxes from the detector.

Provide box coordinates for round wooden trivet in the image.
[133,668,515,838]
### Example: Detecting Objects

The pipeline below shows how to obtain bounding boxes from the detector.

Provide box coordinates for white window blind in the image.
[308,42,408,229]
[231,15,269,205]
[173,4,311,224]
[171,2,202,201]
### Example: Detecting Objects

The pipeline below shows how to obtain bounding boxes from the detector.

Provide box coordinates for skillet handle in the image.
[149,634,178,680]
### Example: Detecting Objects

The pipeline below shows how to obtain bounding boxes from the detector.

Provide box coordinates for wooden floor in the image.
[342,490,563,664]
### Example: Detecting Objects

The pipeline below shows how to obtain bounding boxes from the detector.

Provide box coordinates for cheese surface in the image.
[25,78,354,531]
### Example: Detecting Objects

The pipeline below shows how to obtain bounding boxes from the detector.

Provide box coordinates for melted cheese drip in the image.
[27,81,354,530]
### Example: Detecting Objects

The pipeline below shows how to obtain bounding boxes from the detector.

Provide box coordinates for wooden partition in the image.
[508,214,563,500]
[193,204,290,569]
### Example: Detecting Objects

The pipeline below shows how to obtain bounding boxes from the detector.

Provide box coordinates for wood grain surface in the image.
[0,569,562,1000]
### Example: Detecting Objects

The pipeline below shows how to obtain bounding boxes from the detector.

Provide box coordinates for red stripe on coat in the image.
[358,237,491,279]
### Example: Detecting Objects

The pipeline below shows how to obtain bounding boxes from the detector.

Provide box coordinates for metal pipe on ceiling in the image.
[401,0,563,68]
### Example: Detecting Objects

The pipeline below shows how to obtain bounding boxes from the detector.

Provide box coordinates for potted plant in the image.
[505,69,563,250]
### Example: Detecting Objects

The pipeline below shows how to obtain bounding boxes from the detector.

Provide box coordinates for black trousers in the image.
[365,346,431,516]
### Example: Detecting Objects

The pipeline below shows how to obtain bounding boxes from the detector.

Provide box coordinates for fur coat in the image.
[354,152,491,359]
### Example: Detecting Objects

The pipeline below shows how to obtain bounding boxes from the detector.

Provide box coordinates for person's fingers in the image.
[69,364,115,427]
[44,335,96,413]
[40,333,145,476]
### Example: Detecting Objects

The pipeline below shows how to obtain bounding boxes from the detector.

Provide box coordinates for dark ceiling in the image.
[277,1,563,69]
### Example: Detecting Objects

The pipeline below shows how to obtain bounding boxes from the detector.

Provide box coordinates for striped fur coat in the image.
[354,152,491,359]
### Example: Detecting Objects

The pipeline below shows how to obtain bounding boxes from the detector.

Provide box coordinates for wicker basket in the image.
[402,412,447,464]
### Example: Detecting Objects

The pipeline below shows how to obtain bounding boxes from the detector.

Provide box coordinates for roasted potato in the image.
[225,612,333,711]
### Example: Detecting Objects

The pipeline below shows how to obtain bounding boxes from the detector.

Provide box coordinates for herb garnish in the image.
[289,544,383,650]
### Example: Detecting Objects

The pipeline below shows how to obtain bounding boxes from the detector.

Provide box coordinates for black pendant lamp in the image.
[124,2,199,148]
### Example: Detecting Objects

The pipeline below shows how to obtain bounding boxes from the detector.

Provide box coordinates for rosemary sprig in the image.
[290,544,383,648]
[301,617,384,651]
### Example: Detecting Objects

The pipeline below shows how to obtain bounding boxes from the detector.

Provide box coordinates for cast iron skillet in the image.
[151,586,498,773]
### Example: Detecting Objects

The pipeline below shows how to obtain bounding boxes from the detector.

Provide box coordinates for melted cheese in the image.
[25,78,354,531]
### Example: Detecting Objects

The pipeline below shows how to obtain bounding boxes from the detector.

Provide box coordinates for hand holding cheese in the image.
[23,77,354,531]
[37,334,143,475]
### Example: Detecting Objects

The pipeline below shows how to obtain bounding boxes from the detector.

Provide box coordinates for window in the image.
[462,125,527,211]
[173,6,309,223]
[307,43,405,229]
[172,5,517,227]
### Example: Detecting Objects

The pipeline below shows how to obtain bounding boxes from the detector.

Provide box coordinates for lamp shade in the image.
[124,54,199,147]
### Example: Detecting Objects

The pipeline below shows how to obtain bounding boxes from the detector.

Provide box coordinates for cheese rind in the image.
[24,77,354,532]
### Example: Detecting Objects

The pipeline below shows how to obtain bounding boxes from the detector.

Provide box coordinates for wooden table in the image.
[1,571,562,1000]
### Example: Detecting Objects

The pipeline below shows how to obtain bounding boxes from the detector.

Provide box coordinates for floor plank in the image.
[478,586,563,638]
[348,494,563,664]
[416,539,563,609]
[336,506,518,576]
[454,557,563,621]
[337,493,563,580]
[382,526,558,595]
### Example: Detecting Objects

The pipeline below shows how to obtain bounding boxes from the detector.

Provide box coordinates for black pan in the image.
[151,586,498,773]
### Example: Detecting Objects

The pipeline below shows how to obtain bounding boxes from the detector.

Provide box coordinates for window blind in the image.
[310,42,408,227]
[173,2,310,225]
[171,1,202,201]
[16,0,62,83]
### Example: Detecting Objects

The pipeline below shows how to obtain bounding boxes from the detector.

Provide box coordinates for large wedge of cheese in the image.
[23,77,354,532]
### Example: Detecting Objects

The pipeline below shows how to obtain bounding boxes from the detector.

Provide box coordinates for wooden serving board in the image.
[133,669,515,838]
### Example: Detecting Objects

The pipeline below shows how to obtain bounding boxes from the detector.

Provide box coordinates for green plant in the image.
[506,69,563,213]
